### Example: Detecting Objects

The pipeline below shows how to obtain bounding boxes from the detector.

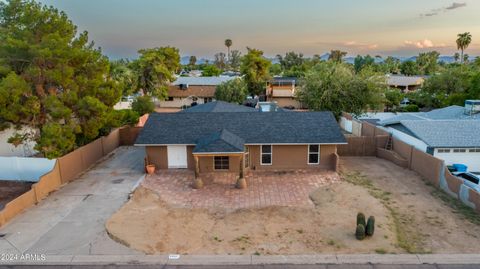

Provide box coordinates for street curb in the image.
[2,254,480,265]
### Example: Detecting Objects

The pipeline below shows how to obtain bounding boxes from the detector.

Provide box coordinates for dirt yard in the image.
[106,157,480,255]
[0,181,32,210]
[341,157,480,254]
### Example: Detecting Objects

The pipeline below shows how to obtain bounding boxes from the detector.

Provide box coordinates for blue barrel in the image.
[453,164,468,172]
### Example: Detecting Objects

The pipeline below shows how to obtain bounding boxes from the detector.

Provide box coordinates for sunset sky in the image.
[37,0,480,59]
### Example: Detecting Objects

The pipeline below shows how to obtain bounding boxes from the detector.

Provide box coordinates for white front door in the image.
[167,145,188,168]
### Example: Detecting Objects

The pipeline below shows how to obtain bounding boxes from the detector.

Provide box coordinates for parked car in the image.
[454,172,480,192]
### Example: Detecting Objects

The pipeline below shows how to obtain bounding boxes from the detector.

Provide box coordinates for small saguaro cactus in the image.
[355,224,366,240]
[366,216,375,236]
[356,212,366,227]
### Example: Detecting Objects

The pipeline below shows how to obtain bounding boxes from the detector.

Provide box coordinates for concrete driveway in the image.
[0,146,145,255]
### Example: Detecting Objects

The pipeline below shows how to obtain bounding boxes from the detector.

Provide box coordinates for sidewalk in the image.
[2,254,480,266]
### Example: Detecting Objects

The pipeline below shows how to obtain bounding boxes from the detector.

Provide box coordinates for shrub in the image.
[355,224,366,240]
[366,216,375,236]
[132,95,155,116]
[357,212,366,227]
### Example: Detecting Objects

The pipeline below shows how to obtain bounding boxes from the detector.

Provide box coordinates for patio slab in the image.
[142,169,340,210]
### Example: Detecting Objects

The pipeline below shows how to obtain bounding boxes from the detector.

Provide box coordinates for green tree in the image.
[354,55,375,73]
[416,66,475,108]
[454,52,460,63]
[131,95,155,115]
[110,59,137,96]
[328,50,347,63]
[214,52,227,70]
[214,78,248,104]
[134,47,180,99]
[0,0,123,157]
[269,63,282,76]
[382,56,401,74]
[202,64,222,76]
[277,51,309,77]
[35,122,76,159]
[456,32,472,64]
[416,51,440,75]
[296,62,385,117]
[400,61,419,76]
[384,89,404,111]
[240,47,271,95]
[229,50,242,71]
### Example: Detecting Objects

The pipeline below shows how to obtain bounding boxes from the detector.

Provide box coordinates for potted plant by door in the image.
[146,164,156,175]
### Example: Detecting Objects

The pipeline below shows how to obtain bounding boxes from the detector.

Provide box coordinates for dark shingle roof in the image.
[135,111,346,146]
[194,129,245,153]
[181,101,258,113]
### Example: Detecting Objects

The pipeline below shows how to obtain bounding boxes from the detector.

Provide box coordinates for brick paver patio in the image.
[141,169,340,210]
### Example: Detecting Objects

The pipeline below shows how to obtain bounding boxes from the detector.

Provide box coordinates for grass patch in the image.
[430,188,480,226]
[375,248,387,254]
[233,235,251,244]
[342,171,429,254]
[213,236,223,242]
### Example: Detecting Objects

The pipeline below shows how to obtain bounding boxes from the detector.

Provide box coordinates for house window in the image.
[204,97,213,103]
[214,156,229,170]
[308,144,320,164]
[166,97,174,101]
[261,145,272,165]
[453,149,467,153]
[469,148,480,153]
[438,149,451,153]
[245,147,250,168]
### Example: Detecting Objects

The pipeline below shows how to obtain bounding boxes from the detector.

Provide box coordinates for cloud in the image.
[343,41,378,50]
[420,2,466,17]
[403,39,446,49]
[445,2,467,10]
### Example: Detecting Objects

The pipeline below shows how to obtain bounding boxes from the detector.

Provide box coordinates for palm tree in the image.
[456,32,472,64]
[453,52,460,63]
[225,39,233,62]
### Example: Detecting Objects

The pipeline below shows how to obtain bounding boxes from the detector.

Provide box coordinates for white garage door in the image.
[167,145,188,168]
[435,150,480,172]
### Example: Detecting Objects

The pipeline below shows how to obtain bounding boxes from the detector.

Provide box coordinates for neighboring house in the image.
[386,75,425,92]
[266,77,302,109]
[135,102,346,181]
[159,76,238,108]
[368,100,480,172]
[180,101,258,113]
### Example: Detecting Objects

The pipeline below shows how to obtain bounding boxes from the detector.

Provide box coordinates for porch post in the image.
[239,154,244,179]
[236,154,247,189]
[193,155,203,189]
[194,155,200,178]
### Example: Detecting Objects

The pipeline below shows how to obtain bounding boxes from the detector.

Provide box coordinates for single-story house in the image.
[135,104,346,182]
[159,76,238,108]
[266,77,302,109]
[371,101,480,172]
[386,75,425,92]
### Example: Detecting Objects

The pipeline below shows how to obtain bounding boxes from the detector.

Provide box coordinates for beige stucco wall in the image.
[146,144,337,172]
[146,146,168,169]
[198,155,241,173]
[248,144,336,170]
